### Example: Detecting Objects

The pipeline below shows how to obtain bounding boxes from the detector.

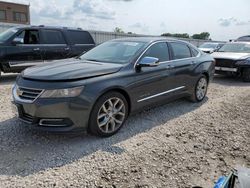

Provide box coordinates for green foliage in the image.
[161,33,190,38]
[161,32,211,40]
[191,32,210,40]
[114,27,125,33]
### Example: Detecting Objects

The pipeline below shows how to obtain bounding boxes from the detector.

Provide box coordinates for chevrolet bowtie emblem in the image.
[16,88,23,96]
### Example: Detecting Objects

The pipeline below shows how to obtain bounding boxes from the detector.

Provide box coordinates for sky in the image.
[4,0,250,41]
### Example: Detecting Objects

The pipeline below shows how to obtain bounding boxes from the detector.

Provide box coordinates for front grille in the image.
[17,86,43,102]
[215,58,237,68]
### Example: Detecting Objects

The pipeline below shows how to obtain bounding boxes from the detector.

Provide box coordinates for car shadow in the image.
[0,73,18,86]
[0,97,208,177]
[213,74,250,87]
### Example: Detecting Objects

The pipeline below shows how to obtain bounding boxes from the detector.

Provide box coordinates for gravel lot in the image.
[0,73,249,188]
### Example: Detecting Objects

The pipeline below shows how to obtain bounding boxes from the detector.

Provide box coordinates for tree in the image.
[114,27,124,33]
[161,33,190,38]
[192,32,210,40]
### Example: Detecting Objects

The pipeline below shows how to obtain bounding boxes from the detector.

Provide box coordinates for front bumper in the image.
[12,87,92,133]
[215,66,238,72]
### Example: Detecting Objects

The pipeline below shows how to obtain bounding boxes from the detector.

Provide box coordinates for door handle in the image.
[166,65,175,69]
[64,47,70,51]
[33,48,40,51]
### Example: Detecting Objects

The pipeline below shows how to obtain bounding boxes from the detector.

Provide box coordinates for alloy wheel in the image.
[97,97,126,134]
[196,77,207,101]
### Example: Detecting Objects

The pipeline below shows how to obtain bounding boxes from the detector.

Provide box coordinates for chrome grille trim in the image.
[13,85,44,103]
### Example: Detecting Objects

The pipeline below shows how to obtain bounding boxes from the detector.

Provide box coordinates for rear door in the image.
[168,42,198,91]
[4,28,43,72]
[40,29,70,61]
[65,30,95,57]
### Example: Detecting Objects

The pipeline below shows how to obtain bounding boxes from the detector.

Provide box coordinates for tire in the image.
[189,75,208,102]
[88,91,128,137]
[242,68,250,82]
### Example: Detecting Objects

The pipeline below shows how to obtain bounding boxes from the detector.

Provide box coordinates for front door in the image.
[130,42,184,110]
[5,29,43,72]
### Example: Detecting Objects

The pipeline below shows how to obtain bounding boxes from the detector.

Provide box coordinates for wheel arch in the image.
[94,87,132,115]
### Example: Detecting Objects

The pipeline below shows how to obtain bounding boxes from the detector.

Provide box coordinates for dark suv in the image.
[0,26,95,78]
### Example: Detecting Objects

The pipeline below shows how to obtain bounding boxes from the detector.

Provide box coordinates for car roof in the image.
[13,25,84,31]
[111,37,188,44]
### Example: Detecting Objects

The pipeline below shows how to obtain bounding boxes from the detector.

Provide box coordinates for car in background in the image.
[236,35,250,42]
[211,42,250,82]
[12,37,214,137]
[0,25,95,78]
[199,42,225,53]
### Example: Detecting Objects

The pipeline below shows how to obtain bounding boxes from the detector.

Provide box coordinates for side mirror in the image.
[137,57,159,68]
[12,37,23,45]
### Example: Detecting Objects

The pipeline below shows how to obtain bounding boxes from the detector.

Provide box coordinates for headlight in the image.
[40,86,84,98]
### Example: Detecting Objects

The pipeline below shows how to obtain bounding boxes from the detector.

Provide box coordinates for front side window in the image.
[142,42,169,62]
[0,10,6,20]
[13,30,39,44]
[170,42,192,60]
[80,41,146,64]
[42,30,66,44]
[13,12,27,22]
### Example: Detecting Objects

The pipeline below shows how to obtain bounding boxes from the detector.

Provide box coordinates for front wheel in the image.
[88,92,128,137]
[242,68,250,82]
[189,76,208,102]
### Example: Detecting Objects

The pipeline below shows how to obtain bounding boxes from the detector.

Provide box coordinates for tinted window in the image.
[67,30,94,44]
[13,30,39,44]
[42,30,66,44]
[142,42,169,62]
[190,46,199,57]
[170,43,191,59]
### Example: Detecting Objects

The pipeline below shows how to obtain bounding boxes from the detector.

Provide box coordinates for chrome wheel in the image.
[196,77,207,101]
[97,97,126,134]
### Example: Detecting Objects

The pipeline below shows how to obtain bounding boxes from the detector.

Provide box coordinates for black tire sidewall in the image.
[88,91,128,137]
[242,68,250,82]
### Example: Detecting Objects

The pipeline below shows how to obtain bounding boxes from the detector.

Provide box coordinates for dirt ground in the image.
[0,73,249,188]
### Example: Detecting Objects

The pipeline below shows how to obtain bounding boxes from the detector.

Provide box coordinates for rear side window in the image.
[142,42,169,62]
[67,30,94,44]
[42,30,66,44]
[170,42,192,60]
[190,46,199,57]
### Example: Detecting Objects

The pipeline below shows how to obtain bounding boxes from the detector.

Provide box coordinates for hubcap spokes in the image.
[97,97,125,133]
[196,78,207,100]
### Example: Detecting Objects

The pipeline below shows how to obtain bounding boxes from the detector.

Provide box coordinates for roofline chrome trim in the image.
[134,41,201,68]
[137,86,185,102]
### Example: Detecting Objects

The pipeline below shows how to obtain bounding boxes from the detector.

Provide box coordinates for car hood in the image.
[22,58,124,81]
[211,52,250,60]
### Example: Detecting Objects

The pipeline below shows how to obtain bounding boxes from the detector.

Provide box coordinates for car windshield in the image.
[80,41,146,64]
[218,43,250,53]
[0,28,18,43]
[199,43,218,49]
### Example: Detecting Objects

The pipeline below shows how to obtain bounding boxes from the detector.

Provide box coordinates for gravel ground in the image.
[0,73,249,188]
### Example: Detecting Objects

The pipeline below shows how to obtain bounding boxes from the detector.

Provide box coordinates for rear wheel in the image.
[88,92,128,137]
[189,75,208,102]
[242,68,250,82]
